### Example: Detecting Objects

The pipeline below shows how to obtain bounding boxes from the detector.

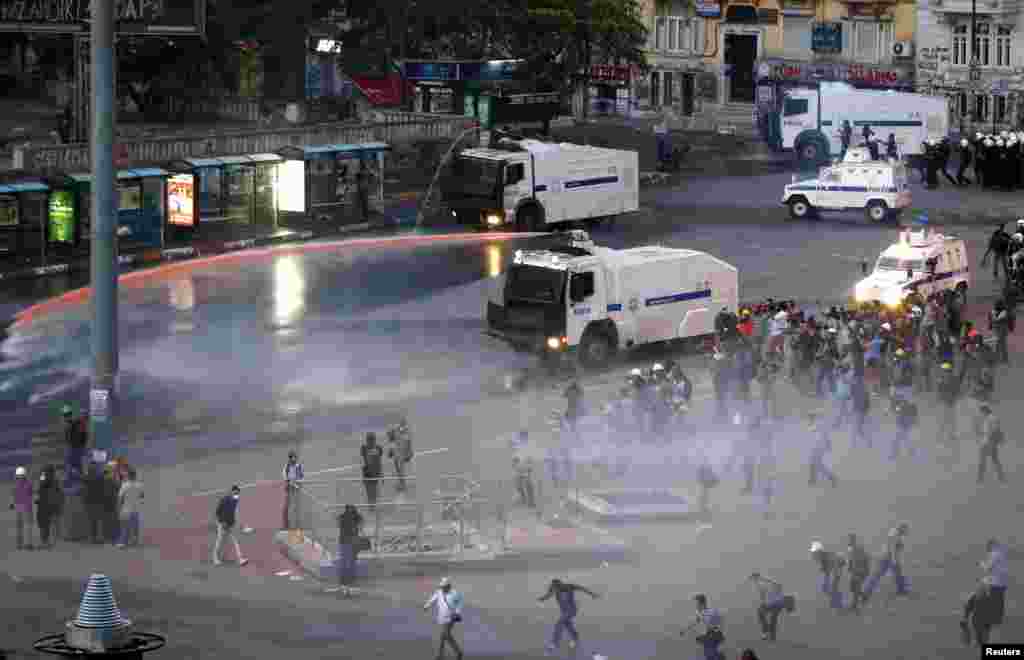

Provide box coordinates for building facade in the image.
[917,0,1024,133]
[638,0,917,121]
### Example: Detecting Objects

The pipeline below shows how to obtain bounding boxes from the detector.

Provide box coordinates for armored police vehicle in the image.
[782,148,912,222]
[485,231,738,367]
[772,82,948,167]
[441,137,639,231]
[854,227,970,307]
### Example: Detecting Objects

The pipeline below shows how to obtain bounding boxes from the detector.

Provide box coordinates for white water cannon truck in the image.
[440,137,639,231]
[769,82,948,167]
[485,231,738,367]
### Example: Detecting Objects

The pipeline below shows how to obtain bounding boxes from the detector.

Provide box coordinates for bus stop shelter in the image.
[60,168,169,251]
[275,142,389,228]
[0,179,50,265]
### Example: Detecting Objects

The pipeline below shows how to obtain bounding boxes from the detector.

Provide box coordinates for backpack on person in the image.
[215,495,231,525]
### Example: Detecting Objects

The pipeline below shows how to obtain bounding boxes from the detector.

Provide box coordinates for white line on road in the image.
[185,448,450,497]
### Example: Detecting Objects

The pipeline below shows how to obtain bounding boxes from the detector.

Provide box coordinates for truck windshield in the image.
[876,257,924,272]
[783,97,809,116]
[450,156,501,198]
[506,265,565,304]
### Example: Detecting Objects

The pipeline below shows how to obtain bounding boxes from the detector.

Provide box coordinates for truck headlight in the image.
[486,214,503,226]
[882,288,904,308]
[546,337,561,350]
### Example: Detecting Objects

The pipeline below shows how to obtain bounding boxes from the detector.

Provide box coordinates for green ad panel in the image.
[48,190,76,243]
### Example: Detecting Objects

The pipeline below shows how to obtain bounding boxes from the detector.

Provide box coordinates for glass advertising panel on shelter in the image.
[0,195,18,226]
[253,165,277,227]
[167,174,196,227]
[119,183,142,211]
[197,167,224,220]
[277,161,305,213]
[48,190,76,242]
[225,165,254,224]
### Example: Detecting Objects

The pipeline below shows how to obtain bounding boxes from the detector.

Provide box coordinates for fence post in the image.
[374,504,382,558]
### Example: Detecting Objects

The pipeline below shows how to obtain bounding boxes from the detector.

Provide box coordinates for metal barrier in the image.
[292,472,505,560]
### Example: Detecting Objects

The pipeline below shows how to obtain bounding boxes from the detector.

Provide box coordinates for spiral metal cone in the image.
[74,574,125,629]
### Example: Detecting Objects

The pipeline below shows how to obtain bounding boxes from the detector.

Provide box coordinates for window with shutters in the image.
[974,23,991,66]
[855,22,877,61]
[996,25,1012,67]
[692,18,706,53]
[994,95,1008,122]
[953,25,968,65]
[957,92,969,117]
[879,22,894,61]
[656,17,667,50]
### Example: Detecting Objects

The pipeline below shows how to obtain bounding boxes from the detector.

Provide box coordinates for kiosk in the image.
[165,154,283,235]
[275,143,389,228]
[62,168,168,251]
[0,180,50,265]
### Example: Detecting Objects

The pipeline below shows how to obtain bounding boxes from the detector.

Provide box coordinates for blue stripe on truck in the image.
[564,176,619,189]
[646,288,712,307]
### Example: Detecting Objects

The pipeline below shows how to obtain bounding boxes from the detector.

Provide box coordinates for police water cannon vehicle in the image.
[782,148,912,222]
[485,230,738,367]
[854,227,970,307]
[440,136,639,231]
[768,81,948,167]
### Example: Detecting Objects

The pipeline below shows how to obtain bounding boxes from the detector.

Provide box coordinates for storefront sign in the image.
[847,3,891,18]
[0,194,17,226]
[0,0,205,35]
[812,22,842,53]
[589,64,630,83]
[759,59,907,88]
[167,174,195,226]
[696,0,721,17]
[459,60,525,82]
[48,190,75,242]
[402,61,459,81]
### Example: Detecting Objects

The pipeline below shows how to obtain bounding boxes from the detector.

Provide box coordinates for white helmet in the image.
[1018,131,1024,141]
[976,132,984,140]
[1016,218,1024,227]
[1001,130,1010,138]
[961,139,969,147]
[15,466,26,477]
[997,139,1005,147]
[810,541,824,553]
[985,139,995,147]
[1014,232,1023,243]
[630,368,642,377]
[652,363,665,372]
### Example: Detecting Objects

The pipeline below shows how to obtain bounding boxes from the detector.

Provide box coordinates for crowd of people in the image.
[9,405,144,551]
[500,287,1015,659]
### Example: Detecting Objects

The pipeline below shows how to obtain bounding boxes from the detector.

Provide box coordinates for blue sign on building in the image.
[402,61,459,81]
[812,22,842,53]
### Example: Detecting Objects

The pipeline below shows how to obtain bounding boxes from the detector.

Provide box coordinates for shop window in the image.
[953,25,968,66]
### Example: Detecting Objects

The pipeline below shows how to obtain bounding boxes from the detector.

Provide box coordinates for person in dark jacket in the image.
[939,138,958,185]
[212,485,248,566]
[886,133,898,160]
[840,121,853,160]
[957,139,973,185]
[35,465,63,548]
[83,462,106,544]
[360,432,384,506]
[335,504,364,593]
[102,464,121,543]
[539,578,600,653]
[63,407,88,482]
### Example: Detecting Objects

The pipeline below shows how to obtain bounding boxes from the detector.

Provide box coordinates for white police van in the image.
[781,148,912,222]
[854,227,970,307]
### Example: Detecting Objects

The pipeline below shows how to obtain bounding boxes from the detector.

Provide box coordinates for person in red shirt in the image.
[737,309,754,338]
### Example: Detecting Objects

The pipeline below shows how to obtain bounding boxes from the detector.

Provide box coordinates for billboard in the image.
[167,174,195,226]
[0,0,206,35]
[48,190,75,242]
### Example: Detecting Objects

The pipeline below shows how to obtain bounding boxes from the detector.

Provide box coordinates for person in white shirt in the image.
[423,577,464,660]
[115,468,144,548]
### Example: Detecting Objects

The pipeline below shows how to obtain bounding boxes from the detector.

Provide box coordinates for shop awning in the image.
[348,74,404,107]
[65,168,169,183]
[277,142,391,160]
[0,181,49,193]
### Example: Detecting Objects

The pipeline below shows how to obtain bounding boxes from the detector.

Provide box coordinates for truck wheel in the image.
[865,200,889,223]
[578,331,614,369]
[788,197,813,220]
[516,206,543,232]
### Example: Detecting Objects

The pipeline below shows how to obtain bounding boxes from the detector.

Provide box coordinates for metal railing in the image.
[292,472,507,561]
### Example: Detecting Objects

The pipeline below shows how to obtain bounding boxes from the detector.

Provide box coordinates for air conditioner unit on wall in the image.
[891,41,914,58]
